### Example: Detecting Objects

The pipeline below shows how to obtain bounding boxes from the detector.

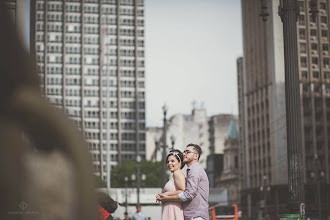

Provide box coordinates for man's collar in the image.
[187,162,199,170]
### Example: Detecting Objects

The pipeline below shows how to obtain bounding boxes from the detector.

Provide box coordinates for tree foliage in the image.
[94,175,107,188]
[111,160,162,188]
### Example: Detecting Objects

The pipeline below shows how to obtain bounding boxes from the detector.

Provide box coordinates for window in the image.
[312,57,318,65]
[324,58,329,68]
[299,15,305,25]
[311,29,317,36]
[301,71,308,80]
[298,1,304,11]
[310,15,316,23]
[322,30,328,37]
[323,44,328,51]
[321,16,327,24]
[301,57,307,67]
[320,2,326,10]
[311,43,318,50]
[313,71,319,78]
[299,29,306,39]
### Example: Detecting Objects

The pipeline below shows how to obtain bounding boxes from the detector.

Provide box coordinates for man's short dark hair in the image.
[186,143,202,160]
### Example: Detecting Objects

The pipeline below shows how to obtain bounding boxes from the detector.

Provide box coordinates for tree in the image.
[94,175,107,188]
[111,160,163,188]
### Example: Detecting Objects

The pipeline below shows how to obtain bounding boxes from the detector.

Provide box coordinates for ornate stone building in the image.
[216,117,240,206]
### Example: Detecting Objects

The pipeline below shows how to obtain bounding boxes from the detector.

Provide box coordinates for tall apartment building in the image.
[2,0,30,49]
[30,0,146,182]
[240,0,330,219]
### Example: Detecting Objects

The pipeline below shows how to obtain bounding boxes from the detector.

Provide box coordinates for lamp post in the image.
[154,136,159,162]
[162,104,168,187]
[124,176,128,213]
[260,175,271,220]
[136,155,141,205]
[170,135,175,150]
[311,154,324,220]
[131,157,145,205]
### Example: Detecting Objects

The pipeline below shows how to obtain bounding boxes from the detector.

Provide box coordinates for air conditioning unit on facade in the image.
[68,25,74,32]
[49,55,55,63]
[312,50,317,55]
[49,33,55,41]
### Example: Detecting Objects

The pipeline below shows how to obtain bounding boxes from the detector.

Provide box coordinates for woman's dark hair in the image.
[166,149,184,169]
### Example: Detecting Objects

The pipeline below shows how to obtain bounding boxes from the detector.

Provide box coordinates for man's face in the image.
[137,206,141,213]
[183,146,197,164]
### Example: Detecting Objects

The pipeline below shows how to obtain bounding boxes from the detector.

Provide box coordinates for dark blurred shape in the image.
[96,192,119,215]
[0,4,97,220]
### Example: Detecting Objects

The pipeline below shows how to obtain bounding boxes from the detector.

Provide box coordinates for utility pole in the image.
[278,0,305,217]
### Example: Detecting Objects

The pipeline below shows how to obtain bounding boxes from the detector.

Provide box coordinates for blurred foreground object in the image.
[96,192,118,220]
[0,5,97,220]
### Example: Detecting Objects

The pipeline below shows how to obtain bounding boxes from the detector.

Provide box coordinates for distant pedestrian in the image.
[123,211,132,220]
[131,204,148,220]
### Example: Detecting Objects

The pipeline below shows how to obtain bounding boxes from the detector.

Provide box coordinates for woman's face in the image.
[167,155,181,172]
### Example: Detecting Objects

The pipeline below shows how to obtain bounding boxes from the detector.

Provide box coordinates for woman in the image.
[157,149,186,220]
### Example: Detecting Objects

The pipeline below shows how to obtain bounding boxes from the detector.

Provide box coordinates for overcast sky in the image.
[145,0,243,127]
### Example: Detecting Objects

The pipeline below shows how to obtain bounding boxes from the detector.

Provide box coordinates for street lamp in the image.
[312,154,324,220]
[162,104,168,187]
[260,175,271,220]
[170,135,175,150]
[154,136,159,162]
[130,158,146,205]
[259,0,269,22]
[136,155,141,205]
[124,176,128,213]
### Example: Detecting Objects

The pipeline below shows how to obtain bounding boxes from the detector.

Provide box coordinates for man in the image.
[123,211,131,220]
[131,204,148,220]
[157,143,209,220]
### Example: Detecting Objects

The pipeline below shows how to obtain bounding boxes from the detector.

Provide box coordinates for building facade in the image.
[240,0,330,219]
[2,0,31,49]
[146,107,210,168]
[146,107,238,172]
[30,0,146,183]
[208,114,238,187]
[216,117,240,206]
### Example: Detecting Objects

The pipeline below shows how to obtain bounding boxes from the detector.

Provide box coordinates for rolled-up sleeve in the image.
[178,191,187,201]
[183,170,199,200]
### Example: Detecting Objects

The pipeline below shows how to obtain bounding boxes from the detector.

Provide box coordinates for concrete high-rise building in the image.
[2,0,31,50]
[30,0,146,183]
[240,0,330,219]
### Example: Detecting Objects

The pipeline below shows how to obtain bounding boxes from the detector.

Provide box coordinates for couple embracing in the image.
[156,144,209,220]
